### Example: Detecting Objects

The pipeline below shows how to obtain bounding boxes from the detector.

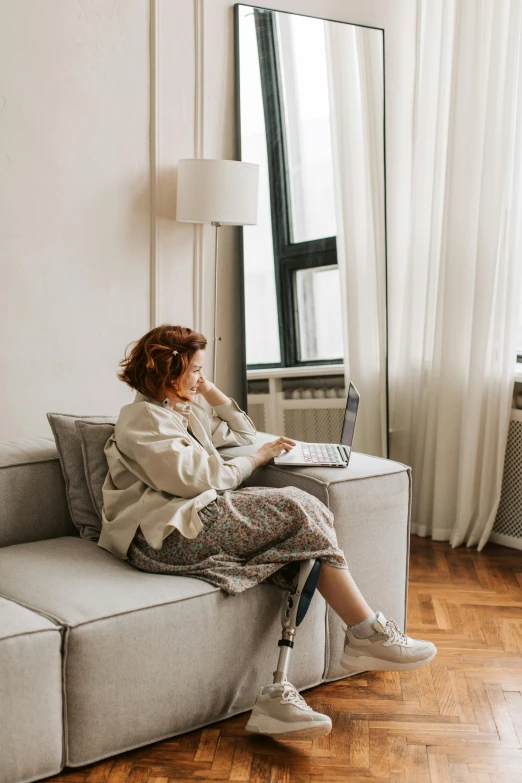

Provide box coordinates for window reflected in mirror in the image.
[235,4,385,371]
[278,13,337,244]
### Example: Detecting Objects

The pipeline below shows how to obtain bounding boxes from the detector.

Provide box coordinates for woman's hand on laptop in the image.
[249,437,296,469]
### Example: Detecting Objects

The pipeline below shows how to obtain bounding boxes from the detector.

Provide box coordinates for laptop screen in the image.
[340,383,359,448]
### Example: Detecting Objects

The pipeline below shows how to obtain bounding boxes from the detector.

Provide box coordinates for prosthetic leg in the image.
[245,558,330,738]
[273,558,322,683]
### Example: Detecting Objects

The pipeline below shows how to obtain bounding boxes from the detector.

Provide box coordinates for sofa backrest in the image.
[0,438,78,547]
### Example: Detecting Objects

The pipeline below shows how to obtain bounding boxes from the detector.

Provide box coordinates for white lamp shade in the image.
[176,158,259,225]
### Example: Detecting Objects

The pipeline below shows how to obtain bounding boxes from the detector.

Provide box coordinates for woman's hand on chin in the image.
[196,374,215,396]
[196,375,230,407]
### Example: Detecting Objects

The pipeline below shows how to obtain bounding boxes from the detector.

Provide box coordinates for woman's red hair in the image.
[117,324,207,403]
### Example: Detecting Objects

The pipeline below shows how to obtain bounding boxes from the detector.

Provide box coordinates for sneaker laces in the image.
[382,618,408,645]
[279,681,312,711]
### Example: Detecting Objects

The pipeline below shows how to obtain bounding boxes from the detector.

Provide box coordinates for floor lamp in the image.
[176,158,259,386]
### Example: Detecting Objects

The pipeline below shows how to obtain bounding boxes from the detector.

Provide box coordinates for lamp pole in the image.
[212,221,222,386]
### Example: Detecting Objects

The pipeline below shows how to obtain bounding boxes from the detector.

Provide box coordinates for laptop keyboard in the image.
[302,443,346,465]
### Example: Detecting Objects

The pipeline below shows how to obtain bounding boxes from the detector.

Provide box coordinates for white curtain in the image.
[325,24,388,459]
[389,0,522,549]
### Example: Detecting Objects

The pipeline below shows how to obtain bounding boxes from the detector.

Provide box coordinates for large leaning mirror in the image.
[234,4,388,458]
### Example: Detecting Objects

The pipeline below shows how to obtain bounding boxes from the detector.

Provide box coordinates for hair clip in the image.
[172,350,178,356]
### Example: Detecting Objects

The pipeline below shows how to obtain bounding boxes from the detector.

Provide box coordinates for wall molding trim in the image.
[149,0,159,329]
[193,0,205,334]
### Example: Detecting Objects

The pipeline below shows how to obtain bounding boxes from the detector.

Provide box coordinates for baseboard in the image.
[489,531,522,551]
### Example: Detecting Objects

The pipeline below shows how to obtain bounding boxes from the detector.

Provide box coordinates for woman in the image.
[99,324,436,739]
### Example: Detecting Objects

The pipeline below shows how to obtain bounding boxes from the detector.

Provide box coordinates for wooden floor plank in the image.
[465,678,497,734]
[449,671,478,725]
[86,760,115,782]
[194,729,220,763]
[347,719,369,769]
[447,762,476,782]
[127,768,150,783]
[209,736,236,774]
[432,598,453,631]
[249,755,271,783]
[401,669,421,702]
[504,691,522,745]
[406,743,430,783]
[431,662,460,717]
[384,671,402,696]
[105,760,134,782]
[489,776,522,783]
[428,752,451,783]
[486,683,520,744]
[368,726,389,778]
[229,738,254,782]
[416,666,439,712]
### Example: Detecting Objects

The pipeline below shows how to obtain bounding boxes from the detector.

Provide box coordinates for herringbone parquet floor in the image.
[45,536,522,783]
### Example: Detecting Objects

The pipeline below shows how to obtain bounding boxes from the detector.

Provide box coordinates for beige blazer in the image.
[97,391,257,559]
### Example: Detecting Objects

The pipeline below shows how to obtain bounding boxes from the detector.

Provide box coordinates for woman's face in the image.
[180,349,206,398]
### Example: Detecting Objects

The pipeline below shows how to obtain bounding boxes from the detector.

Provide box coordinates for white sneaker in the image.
[245,680,332,739]
[340,611,437,673]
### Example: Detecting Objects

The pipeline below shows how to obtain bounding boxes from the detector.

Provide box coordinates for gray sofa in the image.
[0,431,412,783]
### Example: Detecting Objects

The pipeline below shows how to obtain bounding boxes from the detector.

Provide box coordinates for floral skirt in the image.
[126,485,349,595]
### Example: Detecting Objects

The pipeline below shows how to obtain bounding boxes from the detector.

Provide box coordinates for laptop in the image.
[273,382,359,468]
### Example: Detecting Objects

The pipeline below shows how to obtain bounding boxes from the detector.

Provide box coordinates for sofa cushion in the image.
[0,596,64,782]
[0,537,327,767]
[0,437,77,547]
[75,420,115,519]
[46,413,117,541]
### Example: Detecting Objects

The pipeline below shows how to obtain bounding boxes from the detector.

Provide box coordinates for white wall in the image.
[0,0,416,439]
[0,0,151,438]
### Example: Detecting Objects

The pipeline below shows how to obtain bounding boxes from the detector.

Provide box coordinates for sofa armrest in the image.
[0,437,76,547]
